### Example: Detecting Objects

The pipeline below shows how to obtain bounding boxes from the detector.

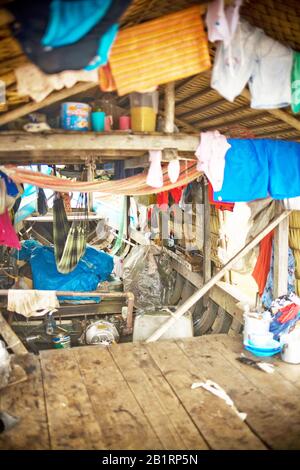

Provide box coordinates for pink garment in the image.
[167,159,180,184]
[206,0,242,46]
[0,210,21,250]
[146,150,163,188]
[195,131,231,192]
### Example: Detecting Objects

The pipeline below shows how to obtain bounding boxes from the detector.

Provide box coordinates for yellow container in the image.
[131,106,156,132]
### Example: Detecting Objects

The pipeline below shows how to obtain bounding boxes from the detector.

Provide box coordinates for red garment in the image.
[277,303,300,324]
[0,209,21,250]
[208,181,234,212]
[252,230,274,296]
[157,186,186,210]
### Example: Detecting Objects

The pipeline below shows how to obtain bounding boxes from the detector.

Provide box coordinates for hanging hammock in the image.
[53,193,88,274]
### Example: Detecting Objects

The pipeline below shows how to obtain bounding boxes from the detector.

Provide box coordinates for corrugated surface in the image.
[109,6,211,96]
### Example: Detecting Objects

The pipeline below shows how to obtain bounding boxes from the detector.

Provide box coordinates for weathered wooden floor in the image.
[1,334,300,450]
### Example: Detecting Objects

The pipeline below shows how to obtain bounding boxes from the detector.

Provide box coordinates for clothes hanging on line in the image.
[7,289,59,318]
[0,210,21,250]
[291,51,300,114]
[9,0,131,73]
[206,0,242,46]
[208,182,234,212]
[213,139,300,202]
[211,19,293,109]
[195,130,231,191]
[252,230,274,296]
[146,150,163,189]
[283,195,300,210]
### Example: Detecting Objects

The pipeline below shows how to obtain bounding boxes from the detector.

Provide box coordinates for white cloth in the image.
[206,0,242,46]
[195,130,231,191]
[167,159,180,184]
[211,19,293,108]
[16,63,99,103]
[283,196,300,210]
[146,150,163,188]
[7,289,59,317]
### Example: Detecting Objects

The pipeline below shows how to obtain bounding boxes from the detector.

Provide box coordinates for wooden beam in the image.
[146,210,291,342]
[196,111,270,130]
[0,312,27,354]
[0,82,98,127]
[273,205,290,298]
[203,177,211,308]
[241,88,300,133]
[176,87,212,107]
[164,82,175,133]
[177,98,225,120]
[0,131,200,161]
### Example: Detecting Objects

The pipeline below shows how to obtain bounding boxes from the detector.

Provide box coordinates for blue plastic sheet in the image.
[18,240,113,301]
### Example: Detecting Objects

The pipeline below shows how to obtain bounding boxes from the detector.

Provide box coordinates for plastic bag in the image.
[123,245,175,312]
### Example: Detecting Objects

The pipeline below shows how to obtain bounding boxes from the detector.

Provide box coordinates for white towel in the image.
[7,289,59,318]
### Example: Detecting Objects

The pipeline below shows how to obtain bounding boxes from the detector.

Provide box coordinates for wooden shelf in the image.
[0,130,199,164]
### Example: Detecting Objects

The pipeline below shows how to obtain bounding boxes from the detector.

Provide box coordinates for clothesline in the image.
[0,162,201,196]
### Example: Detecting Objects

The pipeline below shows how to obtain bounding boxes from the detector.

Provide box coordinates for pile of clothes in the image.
[268,293,300,341]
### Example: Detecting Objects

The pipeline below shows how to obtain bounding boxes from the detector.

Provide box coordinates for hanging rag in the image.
[212,19,293,108]
[7,289,59,317]
[0,210,21,250]
[9,0,131,73]
[53,194,87,274]
[99,6,211,96]
[191,380,247,421]
[146,151,163,189]
[167,159,180,184]
[291,51,300,114]
[252,230,274,296]
[195,131,231,192]
[37,188,48,215]
[206,0,242,46]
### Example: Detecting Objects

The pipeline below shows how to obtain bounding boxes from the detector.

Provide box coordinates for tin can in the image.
[52,333,71,349]
[61,102,91,131]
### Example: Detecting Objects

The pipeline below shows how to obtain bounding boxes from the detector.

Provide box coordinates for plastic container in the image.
[91,111,106,131]
[61,102,91,131]
[130,91,158,132]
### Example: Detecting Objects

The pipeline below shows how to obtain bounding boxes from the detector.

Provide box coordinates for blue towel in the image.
[213,139,300,202]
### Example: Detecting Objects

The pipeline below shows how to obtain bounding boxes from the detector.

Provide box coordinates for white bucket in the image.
[280,331,300,364]
[243,310,271,344]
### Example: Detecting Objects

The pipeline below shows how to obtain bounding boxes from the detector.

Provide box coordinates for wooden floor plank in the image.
[212,334,300,449]
[109,342,208,450]
[40,348,104,450]
[176,336,298,450]
[73,345,163,450]
[0,354,50,450]
[146,340,265,450]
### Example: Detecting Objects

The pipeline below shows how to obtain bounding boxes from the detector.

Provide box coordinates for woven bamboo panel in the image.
[109,6,211,96]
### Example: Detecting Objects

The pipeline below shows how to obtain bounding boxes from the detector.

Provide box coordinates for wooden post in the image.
[86,159,94,212]
[164,82,175,133]
[273,203,290,298]
[146,210,291,342]
[0,312,27,355]
[203,177,211,308]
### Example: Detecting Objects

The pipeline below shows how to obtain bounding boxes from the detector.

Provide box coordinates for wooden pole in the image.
[146,210,291,342]
[203,177,211,308]
[0,312,27,355]
[273,202,289,298]
[164,82,175,133]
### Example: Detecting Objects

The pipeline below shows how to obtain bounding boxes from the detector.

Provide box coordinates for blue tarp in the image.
[18,240,113,301]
